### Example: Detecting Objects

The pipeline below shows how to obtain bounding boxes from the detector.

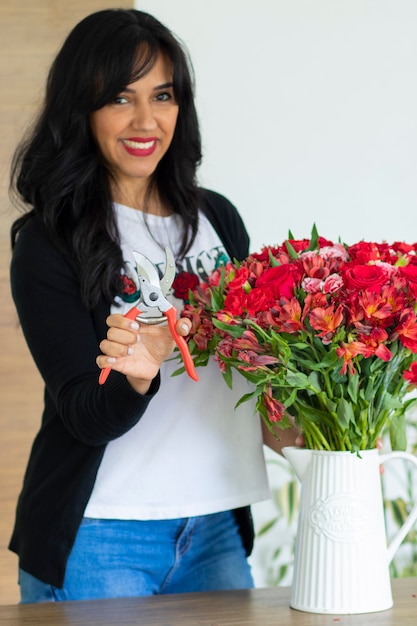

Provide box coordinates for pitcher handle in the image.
[380,451,417,563]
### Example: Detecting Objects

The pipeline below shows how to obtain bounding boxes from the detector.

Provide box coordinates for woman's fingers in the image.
[176,317,191,336]
[97,313,192,382]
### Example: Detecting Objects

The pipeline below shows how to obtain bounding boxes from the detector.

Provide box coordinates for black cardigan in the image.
[9,189,253,588]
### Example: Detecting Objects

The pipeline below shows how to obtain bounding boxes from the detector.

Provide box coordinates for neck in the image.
[111,183,172,216]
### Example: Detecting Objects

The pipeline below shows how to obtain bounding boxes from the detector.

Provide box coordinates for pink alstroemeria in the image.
[276,298,304,333]
[232,330,263,351]
[358,291,394,324]
[404,362,417,385]
[237,350,279,371]
[262,385,286,422]
[336,341,374,375]
[357,328,392,362]
[395,309,417,353]
[309,304,344,344]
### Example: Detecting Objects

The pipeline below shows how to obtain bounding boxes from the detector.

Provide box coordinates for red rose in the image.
[286,238,310,253]
[343,264,390,294]
[172,271,199,301]
[399,264,417,284]
[255,263,302,299]
[399,264,417,298]
[251,247,281,263]
[317,236,335,248]
[347,241,393,264]
[392,242,417,255]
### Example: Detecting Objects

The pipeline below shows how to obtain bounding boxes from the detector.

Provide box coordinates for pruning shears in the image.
[99,248,198,384]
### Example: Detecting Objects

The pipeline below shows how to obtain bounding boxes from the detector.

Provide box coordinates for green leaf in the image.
[347,372,359,404]
[285,240,299,259]
[295,402,336,427]
[285,370,312,389]
[319,349,340,368]
[171,365,185,377]
[268,248,281,267]
[283,387,298,409]
[319,392,337,414]
[307,371,322,393]
[212,318,245,337]
[290,354,324,372]
[337,397,355,429]
[306,223,319,251]
[379,391,403,411]
[235,390,258,409]
[222,365,233,389]
[257,517,279,536]
[390,413,407,451]
[278,479,298,524]
[385,498,409,527]
[364,376,375,402]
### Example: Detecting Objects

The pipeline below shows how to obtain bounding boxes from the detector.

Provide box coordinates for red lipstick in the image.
[121,137,158,157]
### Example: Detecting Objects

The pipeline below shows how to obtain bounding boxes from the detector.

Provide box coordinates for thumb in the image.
[176,317,192,337]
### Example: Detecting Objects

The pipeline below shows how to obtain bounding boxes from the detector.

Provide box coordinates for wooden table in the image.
[0,578,415,625]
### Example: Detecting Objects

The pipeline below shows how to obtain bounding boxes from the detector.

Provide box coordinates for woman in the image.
[9,9,299,602]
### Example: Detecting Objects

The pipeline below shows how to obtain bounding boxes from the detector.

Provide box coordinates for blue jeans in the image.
[19,511,254,602]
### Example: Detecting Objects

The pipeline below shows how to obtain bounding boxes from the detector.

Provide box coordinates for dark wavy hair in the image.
[10,9,202,308]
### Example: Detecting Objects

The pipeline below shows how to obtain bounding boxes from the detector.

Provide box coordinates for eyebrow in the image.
[122,82,174,93]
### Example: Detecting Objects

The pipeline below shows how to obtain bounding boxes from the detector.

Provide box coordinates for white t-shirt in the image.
[84,203,270,520]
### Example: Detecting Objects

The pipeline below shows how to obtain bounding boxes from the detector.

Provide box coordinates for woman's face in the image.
[90,53,179,196]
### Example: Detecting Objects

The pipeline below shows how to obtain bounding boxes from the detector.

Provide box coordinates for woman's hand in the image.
[97,314,191,394]
[261,418,303,456]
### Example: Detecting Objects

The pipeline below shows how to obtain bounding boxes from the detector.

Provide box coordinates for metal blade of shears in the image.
[132,247,175,295]
[98,248,192,385]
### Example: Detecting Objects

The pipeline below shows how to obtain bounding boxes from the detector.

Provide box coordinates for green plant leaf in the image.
[235,390,258,409]
[347,372,359,404]
[305,223,319,251]
[257,517,279,536]
[212,318,245,337]
[285,370,312,389]
[285,240,299,259]
[222,365,233,389]
[390,413,407,451]
[337,398,355,429]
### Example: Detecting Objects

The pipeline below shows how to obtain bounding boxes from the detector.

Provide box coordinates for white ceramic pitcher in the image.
[282,446,417,614]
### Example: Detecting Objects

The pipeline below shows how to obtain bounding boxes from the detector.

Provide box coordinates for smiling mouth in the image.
[121,138,158,157]
[123,139,156,150]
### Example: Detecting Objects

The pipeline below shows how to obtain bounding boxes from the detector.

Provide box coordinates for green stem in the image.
[305,336,334,400]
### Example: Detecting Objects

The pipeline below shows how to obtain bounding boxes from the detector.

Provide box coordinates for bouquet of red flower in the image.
[177,226,417,452]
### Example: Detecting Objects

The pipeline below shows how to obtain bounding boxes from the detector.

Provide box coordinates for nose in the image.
[131,102,157,131]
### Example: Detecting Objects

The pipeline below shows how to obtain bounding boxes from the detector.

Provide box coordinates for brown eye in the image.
[155,92,172,102]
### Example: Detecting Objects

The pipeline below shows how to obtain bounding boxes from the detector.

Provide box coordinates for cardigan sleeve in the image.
[10,217,159,446]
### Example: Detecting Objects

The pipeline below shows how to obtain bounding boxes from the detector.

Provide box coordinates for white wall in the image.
[136,0,417,252]
[135,0,417,587]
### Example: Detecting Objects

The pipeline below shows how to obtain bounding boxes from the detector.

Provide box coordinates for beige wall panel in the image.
[0,0,133,604]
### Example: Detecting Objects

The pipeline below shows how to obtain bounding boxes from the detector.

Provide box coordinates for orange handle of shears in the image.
[165,308,199,381]
[98,306,140,385]
[98,305,198,384]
